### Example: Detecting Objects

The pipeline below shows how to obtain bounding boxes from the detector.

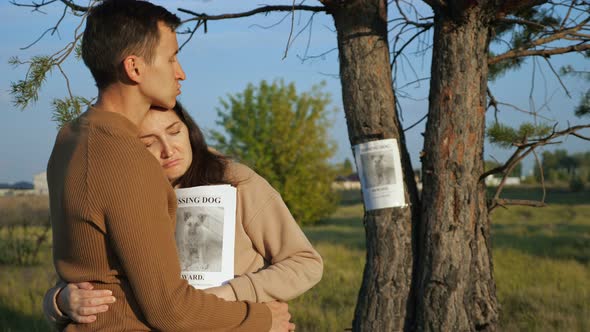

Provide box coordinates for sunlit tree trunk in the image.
[417,5,499,331]
[326,0,420,330]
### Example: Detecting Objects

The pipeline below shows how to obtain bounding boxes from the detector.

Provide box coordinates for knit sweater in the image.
[225,162,323,302]
[44,161,323,325]
[46,109,271,331]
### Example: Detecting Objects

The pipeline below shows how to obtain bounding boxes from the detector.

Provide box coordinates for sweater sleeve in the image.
[228,173,323,303]
[89,133,271,331]
[42,279,69,330]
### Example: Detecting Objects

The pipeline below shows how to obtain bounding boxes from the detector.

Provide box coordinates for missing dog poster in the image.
[353,138,406,210]
[175,185,236,289]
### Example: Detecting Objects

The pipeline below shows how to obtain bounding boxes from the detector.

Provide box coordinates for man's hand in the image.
[265,301,295,332]
[57,282,116,323]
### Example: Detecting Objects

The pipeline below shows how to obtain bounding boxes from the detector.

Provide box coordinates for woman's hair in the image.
[172,101,231,188]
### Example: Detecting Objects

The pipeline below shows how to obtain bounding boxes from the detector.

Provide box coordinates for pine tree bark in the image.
[417,5,499,331]
[327,1,420,330]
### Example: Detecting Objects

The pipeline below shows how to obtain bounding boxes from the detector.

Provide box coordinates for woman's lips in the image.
[163,159,181,168]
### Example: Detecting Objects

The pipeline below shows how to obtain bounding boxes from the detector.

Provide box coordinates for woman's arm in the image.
[228,170,323,303]
[202,284,237,301]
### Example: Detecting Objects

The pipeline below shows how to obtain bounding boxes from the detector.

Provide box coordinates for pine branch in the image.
[10,0,59,10]
[491,199,547,208]
[532,149,547,203]
[9,0,93,111]
[571,131,590,140]
[489,18,590,65]
[489,43,590,64]
[523,124,590,145]
[18,3,66,50]
[484,123,590,211]
[483,124,573,178]
[421,0,446,9]
[542,57,571,98]
[493,101,554,121]
[178,5,327,24]
[10,0,89,13]
[559,0,576,29]
[496,17,550,30]
[11,0,91,50]
[496,0,549,16]
[58,0,88,12]
[394,0,434,28]
[487,87,500,122]
[391,26,432,69]
[282,0,297,60]
[178,20,206,51]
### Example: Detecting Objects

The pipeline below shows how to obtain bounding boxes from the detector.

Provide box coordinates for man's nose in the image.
[176,62,186,81]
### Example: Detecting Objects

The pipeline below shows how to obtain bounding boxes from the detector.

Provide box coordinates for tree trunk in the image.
[328,1,420,330]
[417,6,499,331]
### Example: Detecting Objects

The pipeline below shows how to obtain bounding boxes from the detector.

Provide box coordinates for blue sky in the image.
[0,0,588,183]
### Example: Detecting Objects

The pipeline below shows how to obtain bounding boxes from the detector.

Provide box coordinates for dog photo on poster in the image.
[354,138,406,210]
[175,185,236,289]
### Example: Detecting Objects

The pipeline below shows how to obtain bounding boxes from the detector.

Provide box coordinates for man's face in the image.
[140,21,186,109]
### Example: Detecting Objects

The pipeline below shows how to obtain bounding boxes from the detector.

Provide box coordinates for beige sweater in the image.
[46,109,270,331]
[225,162,323,302]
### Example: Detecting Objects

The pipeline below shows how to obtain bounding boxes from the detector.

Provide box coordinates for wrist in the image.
[225,284,237,301]
[55,286,69,319]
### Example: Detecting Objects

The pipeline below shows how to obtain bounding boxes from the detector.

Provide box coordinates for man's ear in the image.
[122,55,144,84]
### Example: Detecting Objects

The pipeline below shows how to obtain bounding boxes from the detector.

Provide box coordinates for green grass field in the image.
[1,187,589,331]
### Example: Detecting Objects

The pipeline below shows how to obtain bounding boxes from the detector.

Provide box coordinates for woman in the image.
[43,102,323,324]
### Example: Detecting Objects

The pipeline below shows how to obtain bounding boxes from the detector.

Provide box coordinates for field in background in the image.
[0,187,589,331]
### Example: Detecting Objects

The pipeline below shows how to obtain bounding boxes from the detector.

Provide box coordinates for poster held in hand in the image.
[175,185,236,289]
[353,138,406,210]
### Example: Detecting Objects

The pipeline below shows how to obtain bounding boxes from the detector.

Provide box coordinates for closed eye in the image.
[141,139,156,147]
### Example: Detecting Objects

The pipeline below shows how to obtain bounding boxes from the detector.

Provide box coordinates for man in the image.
[46,1,293,331]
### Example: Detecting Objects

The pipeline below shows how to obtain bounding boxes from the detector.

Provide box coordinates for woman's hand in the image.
[203,284,237,301]
[57,282,116,323]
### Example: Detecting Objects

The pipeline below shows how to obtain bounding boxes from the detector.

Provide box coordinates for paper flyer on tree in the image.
[353,138,406,210]
[174,184,236,289]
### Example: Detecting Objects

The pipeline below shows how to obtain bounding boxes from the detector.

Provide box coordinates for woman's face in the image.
[139,109,193,183]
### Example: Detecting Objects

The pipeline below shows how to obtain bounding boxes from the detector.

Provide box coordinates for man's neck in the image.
[93,86,150,126]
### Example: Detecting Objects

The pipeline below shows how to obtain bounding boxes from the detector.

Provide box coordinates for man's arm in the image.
[92,136,272,331]
[43,280,115,325]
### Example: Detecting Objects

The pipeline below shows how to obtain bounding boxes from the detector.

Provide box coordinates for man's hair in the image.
[82,0,181,89]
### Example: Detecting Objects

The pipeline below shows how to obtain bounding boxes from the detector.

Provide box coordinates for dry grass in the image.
[0,195,49,227]
[0,192,589,331]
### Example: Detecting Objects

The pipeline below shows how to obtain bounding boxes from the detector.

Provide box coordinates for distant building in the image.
[34,172,49,195]
[414,169,423,192]
[0,173,47,197]
[0,188,36,196]
[0,181,34,197]
[485,174,521,187]
[13,189,36,196]
[332,173,361,190]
